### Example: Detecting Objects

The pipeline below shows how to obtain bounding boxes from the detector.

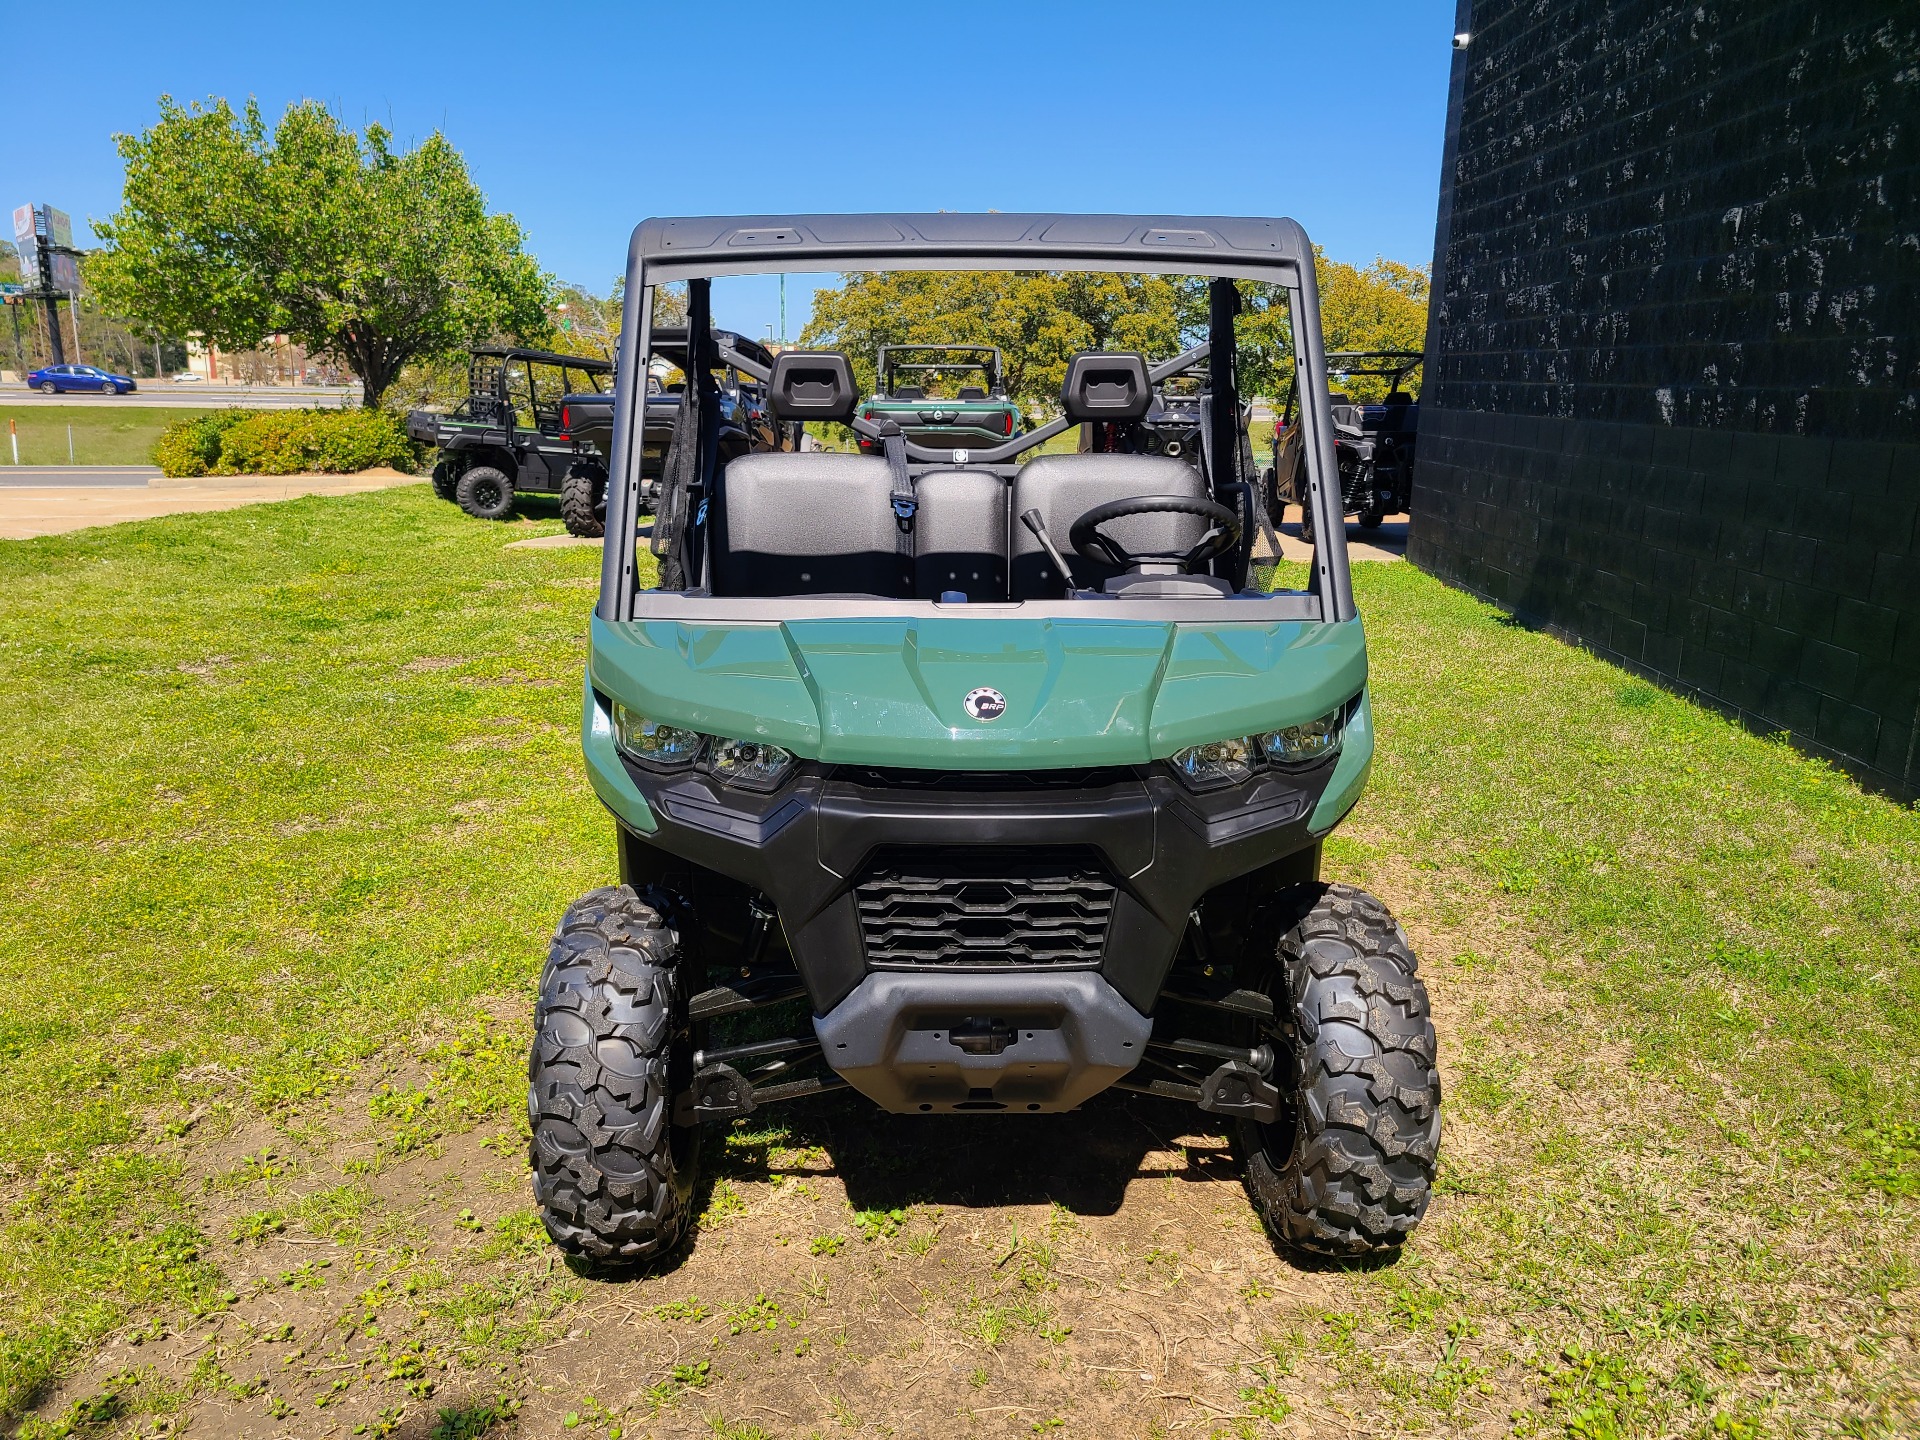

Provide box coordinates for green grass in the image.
[0,489,1914,1432]
[0,406,225,467]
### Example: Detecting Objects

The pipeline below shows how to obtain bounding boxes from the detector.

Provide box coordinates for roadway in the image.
[0,383,362,410]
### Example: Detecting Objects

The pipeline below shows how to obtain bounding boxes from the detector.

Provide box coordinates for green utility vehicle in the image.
[856,344,1023,454]
[530,214,1439,1267]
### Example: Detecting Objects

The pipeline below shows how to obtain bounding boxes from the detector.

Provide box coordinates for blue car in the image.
[26,363,138,395]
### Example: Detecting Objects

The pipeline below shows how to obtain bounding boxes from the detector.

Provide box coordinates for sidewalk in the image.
[0,467,422,539]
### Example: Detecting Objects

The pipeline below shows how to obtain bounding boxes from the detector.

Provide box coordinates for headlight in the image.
[1168,736,1254,791]
[612,704,797,790]
[1259,708,1344,766]
[613,705,704,767]
[709,737,795,791]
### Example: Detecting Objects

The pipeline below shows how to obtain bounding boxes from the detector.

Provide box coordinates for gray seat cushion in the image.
[1009,454,1208,599]
[710,453,907,597]
[913,468,1008,601]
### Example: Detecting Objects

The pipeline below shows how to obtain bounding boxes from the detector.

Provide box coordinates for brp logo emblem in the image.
[962,687,1008,722]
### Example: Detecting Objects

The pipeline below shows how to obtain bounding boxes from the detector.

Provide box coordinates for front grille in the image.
[832,766,1138,792]
[854,848,1116,968]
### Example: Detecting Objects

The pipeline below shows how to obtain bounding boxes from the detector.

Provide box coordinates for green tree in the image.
[800,270,1199,409]
[1315,252,1429,399]
[91,96,549,408]
[795,253,1425,410]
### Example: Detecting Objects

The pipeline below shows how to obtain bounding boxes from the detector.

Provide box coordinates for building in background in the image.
[1413,1,1919,799]
[183,333,343,385]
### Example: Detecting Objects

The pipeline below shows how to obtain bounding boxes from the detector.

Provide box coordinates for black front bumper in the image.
[616,755,1336,1018]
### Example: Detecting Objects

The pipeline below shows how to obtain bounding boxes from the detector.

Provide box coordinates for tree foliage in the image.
[795,251,1428,407]
[1315,252,1430,400]
[91,96,549,408]
[801,271,1202,409]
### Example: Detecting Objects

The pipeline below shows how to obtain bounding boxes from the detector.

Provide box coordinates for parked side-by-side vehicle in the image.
[1267,349,1422,544]
[525,215,1440,1270]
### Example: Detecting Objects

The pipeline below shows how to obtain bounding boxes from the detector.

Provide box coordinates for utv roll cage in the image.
[597,214,1354,627]
[1326,350,1424,394]
[463,345,612,427]
[877,344,1006,399]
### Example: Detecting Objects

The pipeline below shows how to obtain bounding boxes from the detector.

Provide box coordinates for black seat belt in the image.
[881,421,915,565]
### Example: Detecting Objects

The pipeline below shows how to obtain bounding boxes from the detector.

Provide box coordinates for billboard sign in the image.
[11,206,32,248]
[45,208,73,249]
[49,252,80,296]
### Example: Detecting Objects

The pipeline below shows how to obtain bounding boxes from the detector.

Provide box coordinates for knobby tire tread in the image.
[528,885,697,1266]
[560,470,606,538]
[1240,883,1440,1257]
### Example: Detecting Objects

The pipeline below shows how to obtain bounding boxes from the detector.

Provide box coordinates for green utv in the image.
[530,214,1440,1266]
[856,344,1023,455]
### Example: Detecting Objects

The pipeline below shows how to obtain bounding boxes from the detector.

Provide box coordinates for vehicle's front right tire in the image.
[529,885,700,1267]
[455,465,515,521]
[1238,883,1440,1258]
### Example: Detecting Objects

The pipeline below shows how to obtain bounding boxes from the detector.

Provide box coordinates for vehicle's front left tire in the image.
[529,885,701,1267]
[38,381,55,394]
[1238,883,1440,1258]
[455,465,515,521]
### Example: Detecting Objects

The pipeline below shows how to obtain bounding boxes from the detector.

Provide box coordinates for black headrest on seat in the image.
[768,351,856,422]
[957,386,987,401]
[1061,352,1151,424]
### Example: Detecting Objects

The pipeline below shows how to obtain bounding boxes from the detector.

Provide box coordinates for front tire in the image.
[560,467,606,537]
[529,885,700,1266]
[1239,883,1440,1257]
[101,381,119,395]
[455,465,515,521]
[38,381,55,394]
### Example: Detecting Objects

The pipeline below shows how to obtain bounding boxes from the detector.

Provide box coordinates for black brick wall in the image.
[1412,0,1920,799]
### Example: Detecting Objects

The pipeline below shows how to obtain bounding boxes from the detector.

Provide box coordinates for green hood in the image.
[587,613,1366,768]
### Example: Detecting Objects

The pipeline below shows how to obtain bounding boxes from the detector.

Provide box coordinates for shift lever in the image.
[1019,508,1077,589]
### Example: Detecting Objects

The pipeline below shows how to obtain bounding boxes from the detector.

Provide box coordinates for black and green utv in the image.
[528,214,1440,1269]
[406,347,613,523]
[552,329,789,537]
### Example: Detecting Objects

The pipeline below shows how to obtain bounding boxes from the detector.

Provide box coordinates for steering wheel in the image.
[1069,494,1242,572]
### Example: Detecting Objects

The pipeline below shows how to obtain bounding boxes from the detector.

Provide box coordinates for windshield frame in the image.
[597,214,1354,629]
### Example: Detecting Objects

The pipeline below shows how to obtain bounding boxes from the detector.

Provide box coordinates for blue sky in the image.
[2,1,1455,342]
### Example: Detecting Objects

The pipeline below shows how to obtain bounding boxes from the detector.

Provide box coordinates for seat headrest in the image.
[1061,352,1151,424]
[957,386,987,401]
[1384,391,1414,405]
[768,351,857,422]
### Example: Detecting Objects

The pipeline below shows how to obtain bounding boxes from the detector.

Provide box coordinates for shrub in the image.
[152,408,418,478]
[151,410,251,477]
